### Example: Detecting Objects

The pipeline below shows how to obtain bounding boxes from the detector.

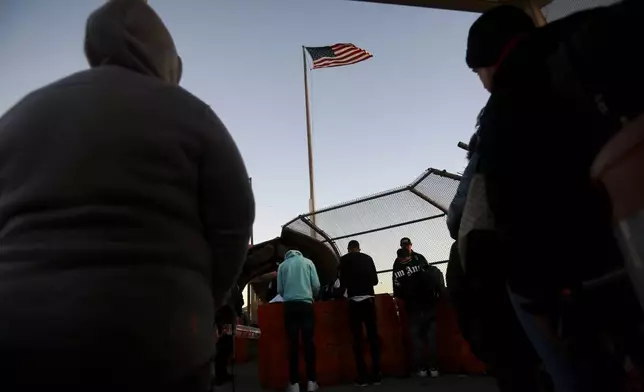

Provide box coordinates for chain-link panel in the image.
[542,0,621,22]
[412,170,461,212]
[283,168,461,273]
[332,216,452,271]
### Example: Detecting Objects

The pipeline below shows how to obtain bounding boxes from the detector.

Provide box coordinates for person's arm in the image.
[310,262,321,298]
[198,106,255,309]
[369,256,379,286]
[277,265,284,297]
[446,153,479,240]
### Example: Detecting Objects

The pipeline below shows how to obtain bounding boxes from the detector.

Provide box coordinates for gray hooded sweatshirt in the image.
[0,0,254,389]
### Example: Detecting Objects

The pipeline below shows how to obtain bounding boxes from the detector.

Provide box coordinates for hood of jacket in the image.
[284,250,303,261]
[84,0,182,84]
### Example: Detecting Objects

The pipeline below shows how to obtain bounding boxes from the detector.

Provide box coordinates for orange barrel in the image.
[339,295,407,381]
[234,336,249,364]
[374,294,407,377]
[258,303,289,389]
[592,113,644,312]
[259,301,344,389]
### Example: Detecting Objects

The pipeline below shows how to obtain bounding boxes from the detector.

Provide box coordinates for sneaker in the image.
[286,383,300,392]
[371,373,382,385]
[307,381,319,391]
[429,369,440,378]
[354,377,368,387]
[416,369,428,378]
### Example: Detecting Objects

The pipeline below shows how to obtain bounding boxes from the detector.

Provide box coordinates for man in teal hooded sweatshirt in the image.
[277,250,321,392]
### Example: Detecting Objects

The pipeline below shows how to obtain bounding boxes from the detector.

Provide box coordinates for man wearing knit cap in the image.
[0,0,254,390]
[466,5,536,92]
[458,6,547,392]
[467,2,639,392]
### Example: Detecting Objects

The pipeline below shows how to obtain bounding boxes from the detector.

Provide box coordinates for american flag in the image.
[305,43,373,70]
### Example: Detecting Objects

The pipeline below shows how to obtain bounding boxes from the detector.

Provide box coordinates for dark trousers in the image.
[407,308,438,371]
[214,334,233,378]
[284,301,316,384]
[348,298,381,379]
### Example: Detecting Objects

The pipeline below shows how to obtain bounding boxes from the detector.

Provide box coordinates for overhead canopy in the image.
[349,0,552,13]
[284,168,461,294]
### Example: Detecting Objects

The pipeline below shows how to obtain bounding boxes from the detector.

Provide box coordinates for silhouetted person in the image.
[393,238,444,378]
[338,240,381,386]
[214,285,244,386]
[0,1,254,391]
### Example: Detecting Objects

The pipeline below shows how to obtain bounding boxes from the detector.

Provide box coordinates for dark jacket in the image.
[392,252,444,312]
[338,251,378,298]
[477,6,627,301]
[0,0,254,387]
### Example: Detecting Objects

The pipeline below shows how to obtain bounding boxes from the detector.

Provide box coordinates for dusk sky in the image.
[1,0,489,281]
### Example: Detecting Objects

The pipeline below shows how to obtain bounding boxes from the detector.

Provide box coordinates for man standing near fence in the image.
[338,240,381,386]
[277,250,321,392]
[393,238,444,378]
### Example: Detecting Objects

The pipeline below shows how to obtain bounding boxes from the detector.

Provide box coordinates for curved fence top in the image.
[283,168,461,275]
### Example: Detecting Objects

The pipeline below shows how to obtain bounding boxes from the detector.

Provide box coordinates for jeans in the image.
[407,308,437,371]
[284,301,316,384]
[348,298,381,379]
[508,288,580,392]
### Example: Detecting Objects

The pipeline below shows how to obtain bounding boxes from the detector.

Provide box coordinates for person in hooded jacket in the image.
[0,1,254,391]
[277,250,321,392]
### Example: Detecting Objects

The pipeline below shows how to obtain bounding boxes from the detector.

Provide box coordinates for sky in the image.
[0,0,489,270]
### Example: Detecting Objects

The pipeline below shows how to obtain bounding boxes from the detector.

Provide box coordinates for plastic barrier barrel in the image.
[258,302,341,389]
[339,295,407,382]
[397,297,486,375]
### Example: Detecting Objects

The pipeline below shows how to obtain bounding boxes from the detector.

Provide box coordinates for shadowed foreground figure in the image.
[0,0,254,391]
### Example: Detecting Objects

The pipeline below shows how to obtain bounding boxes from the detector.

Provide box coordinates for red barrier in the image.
[339,295,408,382]
[397,298,486,375]
[258,296,485,389]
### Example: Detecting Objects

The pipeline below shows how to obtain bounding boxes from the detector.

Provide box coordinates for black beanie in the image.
[466,5,536,69]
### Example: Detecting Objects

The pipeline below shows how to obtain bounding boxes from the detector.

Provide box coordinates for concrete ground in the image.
[216,362,500,392]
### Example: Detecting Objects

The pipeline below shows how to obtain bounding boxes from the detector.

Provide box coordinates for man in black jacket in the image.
[392,238,444,378]
[338,240,381,386]
[0,1,254,391]
[470,3,642,391]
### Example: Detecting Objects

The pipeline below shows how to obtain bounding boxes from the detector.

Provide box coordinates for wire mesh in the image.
[542,0,621,22]
[283,168,461,273]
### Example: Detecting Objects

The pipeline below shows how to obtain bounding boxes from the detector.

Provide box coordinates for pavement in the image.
[215,362,500,392]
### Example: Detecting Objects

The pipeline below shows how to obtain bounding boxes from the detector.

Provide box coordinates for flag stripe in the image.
[305,43,373,69]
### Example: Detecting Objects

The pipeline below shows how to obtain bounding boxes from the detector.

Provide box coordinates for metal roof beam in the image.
[349,0,552,14]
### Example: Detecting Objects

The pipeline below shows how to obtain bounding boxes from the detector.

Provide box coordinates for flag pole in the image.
[302,46,317,227]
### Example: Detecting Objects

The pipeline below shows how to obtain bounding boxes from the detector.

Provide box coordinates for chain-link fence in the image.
[541,0,621,22]
[283,168,461,277]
